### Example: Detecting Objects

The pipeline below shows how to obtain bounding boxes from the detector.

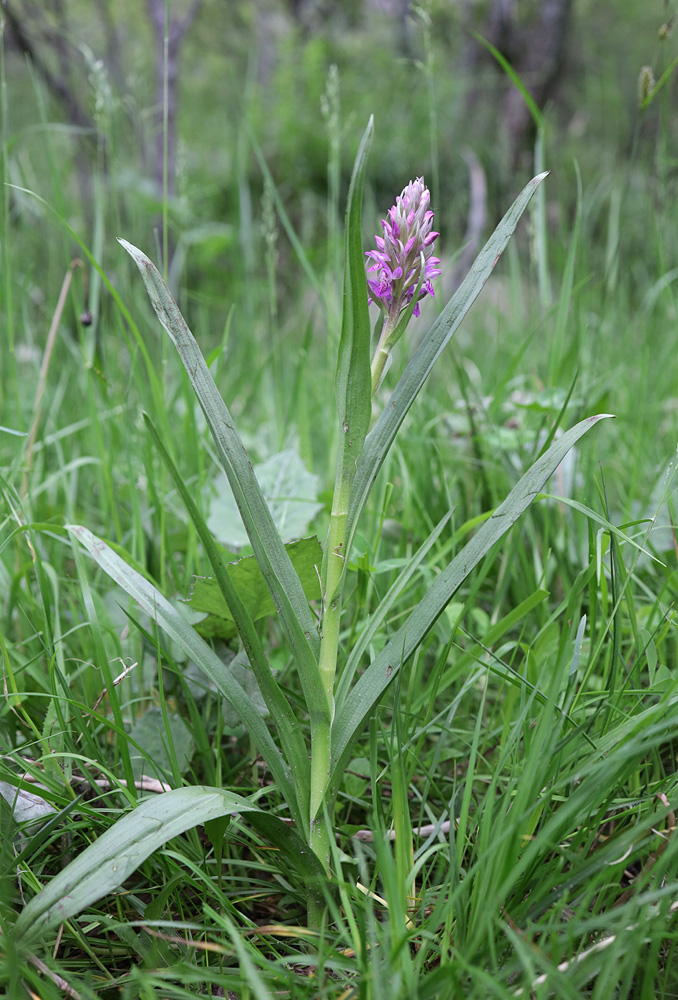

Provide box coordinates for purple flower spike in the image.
[366,177,441,322]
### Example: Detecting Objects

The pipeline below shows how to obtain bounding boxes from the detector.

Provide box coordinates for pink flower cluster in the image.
[365,177,441,319]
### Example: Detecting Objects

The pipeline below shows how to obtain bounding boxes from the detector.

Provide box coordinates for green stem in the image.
[370,314,396,394]
[371,345,390,395]
[309,309,392,883]
[309,754,331,881]
[307,879,328,933]
[319,505,347,703]
[309,431,354,874]
[310,315,396,874]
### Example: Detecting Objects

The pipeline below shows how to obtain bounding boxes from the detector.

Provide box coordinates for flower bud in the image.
[638,66,655,107]
[658,19,673,41]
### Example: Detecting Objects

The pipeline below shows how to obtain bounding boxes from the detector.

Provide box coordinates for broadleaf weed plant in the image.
[11,117,610,941]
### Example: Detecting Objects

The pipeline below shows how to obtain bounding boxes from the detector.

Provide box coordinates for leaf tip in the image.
[117,238,153,269]
[65,524,91,545]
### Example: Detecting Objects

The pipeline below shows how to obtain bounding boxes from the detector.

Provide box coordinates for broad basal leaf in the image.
[13,786,328,944]
[128,707,195,781]
[143,413,311,829]
[188,536,322,639]
[208,450,323,548]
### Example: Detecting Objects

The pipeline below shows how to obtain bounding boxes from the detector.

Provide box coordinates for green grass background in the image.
[2,0,678,996]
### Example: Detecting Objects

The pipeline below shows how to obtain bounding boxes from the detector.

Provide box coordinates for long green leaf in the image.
[335,116,373,480]
[67,525,299,818]
[13,785,327,943]
[118,240,328,732]
[344,172,549,563]
[323,117,374,603]
[542,494,664,565]
[329,414,612,796]
[143,414,311,831]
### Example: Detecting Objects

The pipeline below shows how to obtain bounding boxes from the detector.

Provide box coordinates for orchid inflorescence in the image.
[366,177,441,392]
[366,176,441,321]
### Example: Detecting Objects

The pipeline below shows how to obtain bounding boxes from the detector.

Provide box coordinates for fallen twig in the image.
[353,819,453,842]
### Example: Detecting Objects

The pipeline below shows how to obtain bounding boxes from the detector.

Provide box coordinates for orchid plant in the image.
[12,119,609,940]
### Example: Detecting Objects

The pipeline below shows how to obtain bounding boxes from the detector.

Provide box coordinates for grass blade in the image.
[246,125,326,305]
[330,414,613,796]
[13,785,327,943]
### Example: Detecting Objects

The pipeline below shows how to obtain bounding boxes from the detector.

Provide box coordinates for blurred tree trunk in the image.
[4,0,97,207]
[287,0,364,35]
[4,0,93,134]
[465,0,573,164]
[145,0,203,200]
[501,0,572,157]
[94,0,126,95]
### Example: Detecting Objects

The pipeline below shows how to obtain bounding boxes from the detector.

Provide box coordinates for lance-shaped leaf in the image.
[335,117,373,474]
[344,172,549,564]
[13,785,327,944]
[323,118,374,602]
[118,239,328,733]
[67,525,299,821]
[329,414,613,797]
[144,415,311,829]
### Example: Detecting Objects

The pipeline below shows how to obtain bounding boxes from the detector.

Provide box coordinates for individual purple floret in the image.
[366,177,441,320]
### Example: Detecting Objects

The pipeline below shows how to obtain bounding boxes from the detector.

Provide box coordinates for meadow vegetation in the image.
[2,1,678,997]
